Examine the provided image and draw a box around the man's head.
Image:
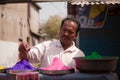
[60,17,80,33]
[59,17,80,49]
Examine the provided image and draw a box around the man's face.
[59,20,78,46]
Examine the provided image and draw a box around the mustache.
[61,35,69,39]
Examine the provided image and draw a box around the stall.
[67,0,120,79]
[0,0,120,80]
[0,72,119,80]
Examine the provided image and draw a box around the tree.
[43,15,63,39]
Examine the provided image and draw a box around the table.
[40,72,119,80]
[0,72,119,80]
[0,73,16,80]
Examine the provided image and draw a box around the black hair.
[60,17,80,33]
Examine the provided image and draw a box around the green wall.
[79,16,120,78]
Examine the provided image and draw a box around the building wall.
[79,15,120,79]
[0,40,18,67]
[0,3,29,42]
[29,3,40,45]
[0,3,40,67]
[0,3,40,46]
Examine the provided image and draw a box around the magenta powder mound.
[41,57,72,70]
[8,59,37,70]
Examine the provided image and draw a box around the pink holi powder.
[41,57,72,70]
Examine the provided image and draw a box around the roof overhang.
[70,0,120,6]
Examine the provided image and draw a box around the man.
[19,17,85,70]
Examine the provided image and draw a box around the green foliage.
[43,15,63,39]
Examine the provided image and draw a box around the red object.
[16,72,40,80]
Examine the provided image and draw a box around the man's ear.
[75,32,78,37]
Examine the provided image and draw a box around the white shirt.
[27,40,85,69]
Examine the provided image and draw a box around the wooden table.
[40,72,119,80]
[0,72,119,80]
[0,73,16,80]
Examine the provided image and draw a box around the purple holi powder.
[8,59,37,70]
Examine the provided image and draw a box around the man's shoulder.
[43,39,58,44]
[42,40,53,44]
[39,39,59,46]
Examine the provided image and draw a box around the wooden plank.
[0,0,69,4]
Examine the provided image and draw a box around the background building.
[0,2,41,67]
[0,2,41,45]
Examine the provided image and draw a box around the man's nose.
[64,31,69,36]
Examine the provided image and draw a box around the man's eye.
[69,31,74,34]
[63,29,67,32]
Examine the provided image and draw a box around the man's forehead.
[64,20,76,24]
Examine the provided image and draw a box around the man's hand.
[18,43,30,60]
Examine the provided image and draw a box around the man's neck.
[62,43,73,50]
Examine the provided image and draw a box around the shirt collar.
[56,40,76,52]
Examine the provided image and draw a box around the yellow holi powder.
[0,66,5,69]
